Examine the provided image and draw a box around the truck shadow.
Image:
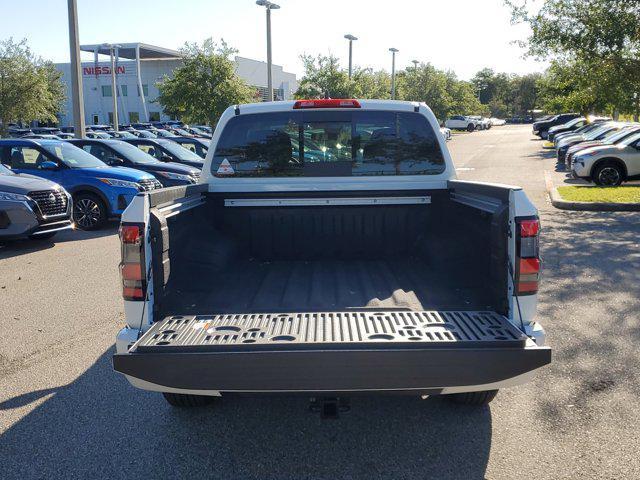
[0,348,492,480]
[532,209,640,428]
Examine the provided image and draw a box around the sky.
[3,0,547,80]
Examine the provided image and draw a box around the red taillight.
[520,219,540,237]
[517,258,540,294]
[119,223,146,301]
[120,225,142,244]
[515,217,541,296]
[293,99,361,109]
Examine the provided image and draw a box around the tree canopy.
[0,38,65,135]
[156,38,255,127]
[294,54,486,121]
[507,0,640,118]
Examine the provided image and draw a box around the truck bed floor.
[162,257,494,316]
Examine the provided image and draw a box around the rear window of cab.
[211,110,445,177]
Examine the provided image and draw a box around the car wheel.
[162,392,217,407]
[73,193,107,230]
[447,390,498,406]
[467,124,475,132]
[593,162,624,186]
[541,131,549,140]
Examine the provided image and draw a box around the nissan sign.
[83,66,126,75]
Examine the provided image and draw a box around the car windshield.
[584,126,613,140]
[41,142,107,168]
[603,128,640,145]
[115,131,136,139]
[138,130,157,138]
[0,163,14,175]
[563,118,584,127]
[155,129,177,137]
[108,141,159,164]
[618,131,640,147]
[212,110,445,177]
[575,123,599,134]
[156,139,203,162]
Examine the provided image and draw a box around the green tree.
[294,54,352,99]
[396,63,451,120]
[507,0,640,116]
[156,38,254,127]
[0,38,65,135]
[351,67,390,99]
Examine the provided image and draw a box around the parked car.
[439,127,452,141]
[489,118,506,126]
[468,116,491,130]
[553,120,609,147]
[183,126,212,138]
[572,130,640,186]
[533,113,581,139]
[68,139,200,186]
[112,98,550,410]
[192,125,213,135]
[445,115,478,132]
[555,123,625,161]
[151,129,179,138]
[0,163,72,240]
[0,139,161,230]
[86,131,112,139]
[124,138,204,168]
[20,134,62,140]
[563,126,640,168]
[109,130,138,140]
[547,117,587,141]
[169,136,210,158]
[128,129,157,139]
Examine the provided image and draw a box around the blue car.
[0,139,161,230]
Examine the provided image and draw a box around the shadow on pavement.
[0,223,118,260]
[533,209,640,428]
[0,348,492,480]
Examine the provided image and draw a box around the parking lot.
[1,124,639,480]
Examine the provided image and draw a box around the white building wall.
[56,55,298,127]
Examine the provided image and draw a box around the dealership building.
[54,42,298,127]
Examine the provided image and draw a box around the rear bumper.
[114,342,551,393]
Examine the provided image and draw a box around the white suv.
[572,130,640,186]
[445,115,478,132]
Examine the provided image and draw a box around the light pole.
[256,0,280,101]
[389,48,399,99]
[344,34,358,79]
[67,0,85,138]
[102,43,122,130]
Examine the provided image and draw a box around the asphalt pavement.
[1,125,639,479]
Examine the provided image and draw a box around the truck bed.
[114,310,550,393]
[161,257,494,316]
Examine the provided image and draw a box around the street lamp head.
[389,47,399,53]
[256,0,280,8]
[344,34,358,41]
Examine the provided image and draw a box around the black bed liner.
[113,311,551,393]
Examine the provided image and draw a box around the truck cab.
[112,99,550,411]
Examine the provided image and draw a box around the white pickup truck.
[113,99,550,413]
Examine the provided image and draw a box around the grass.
[557,186,640,203]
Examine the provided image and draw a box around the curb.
[549,187,640,212]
